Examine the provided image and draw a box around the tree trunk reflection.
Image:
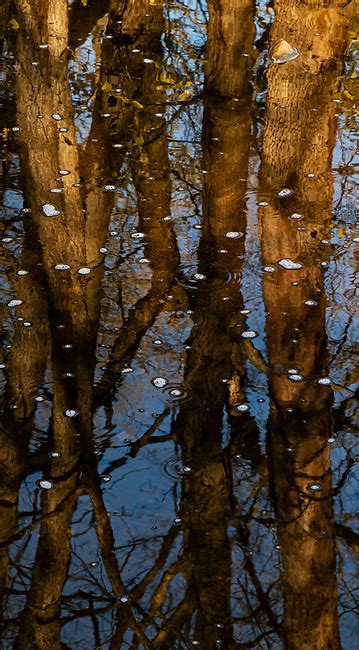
[260,1,352,647]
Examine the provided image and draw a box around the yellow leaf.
[102,81,112,92]
[134,136,144,146]
[160,72,175,85]
[8,18,20,30]
[81,0,88,6]
[179,90,191,102]
[337,228,345,237]
[132,100,144,109]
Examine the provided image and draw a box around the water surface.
[0,1,358,648]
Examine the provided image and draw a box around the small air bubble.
[64,409,78,418]
[306,483,322,492]
[225,231,243,239]
[241,330,258,339]
[7,299,23,308]
[37,479,54,490]
[152,377,168,388]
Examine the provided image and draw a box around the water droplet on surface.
[152,377,168,388]
[153,339,163,346]
[7,299,23,308]
[64,409,78,418]
[37,479,54,490]
[120,596,129,604]
[241,330,258,339]
[289,212,304,220]
[278,258,303,270]
[317,377,331,385]
[99,247,108,253]
[78,267,91,275]
[121,367,134,374]
[131,232,145,239]
[304,299,318,306]
[23,321,32,328]
[42,203,61,217]
[104,184,116,192]
[59,170,70,176]
[192,273,206,281]
[225,231,243,239]
[51,113,63,121]
[101,475,112,483]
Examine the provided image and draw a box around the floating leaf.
[134,136,144,146]
[102,81,112,92]
[132,100,144,109]
[272,40,300,64]
[160,72,175,85]
[8,18,20,30]
[81,0,88,6]
[179,90,191,102]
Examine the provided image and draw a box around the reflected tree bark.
[169,2,257,647]
[11,0,118,646]
[259,1,353,647]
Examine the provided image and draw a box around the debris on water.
[272,40,300,64]
[278,258,303,270]
[42,203,60,217]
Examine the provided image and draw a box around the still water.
[0,1,358,648]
